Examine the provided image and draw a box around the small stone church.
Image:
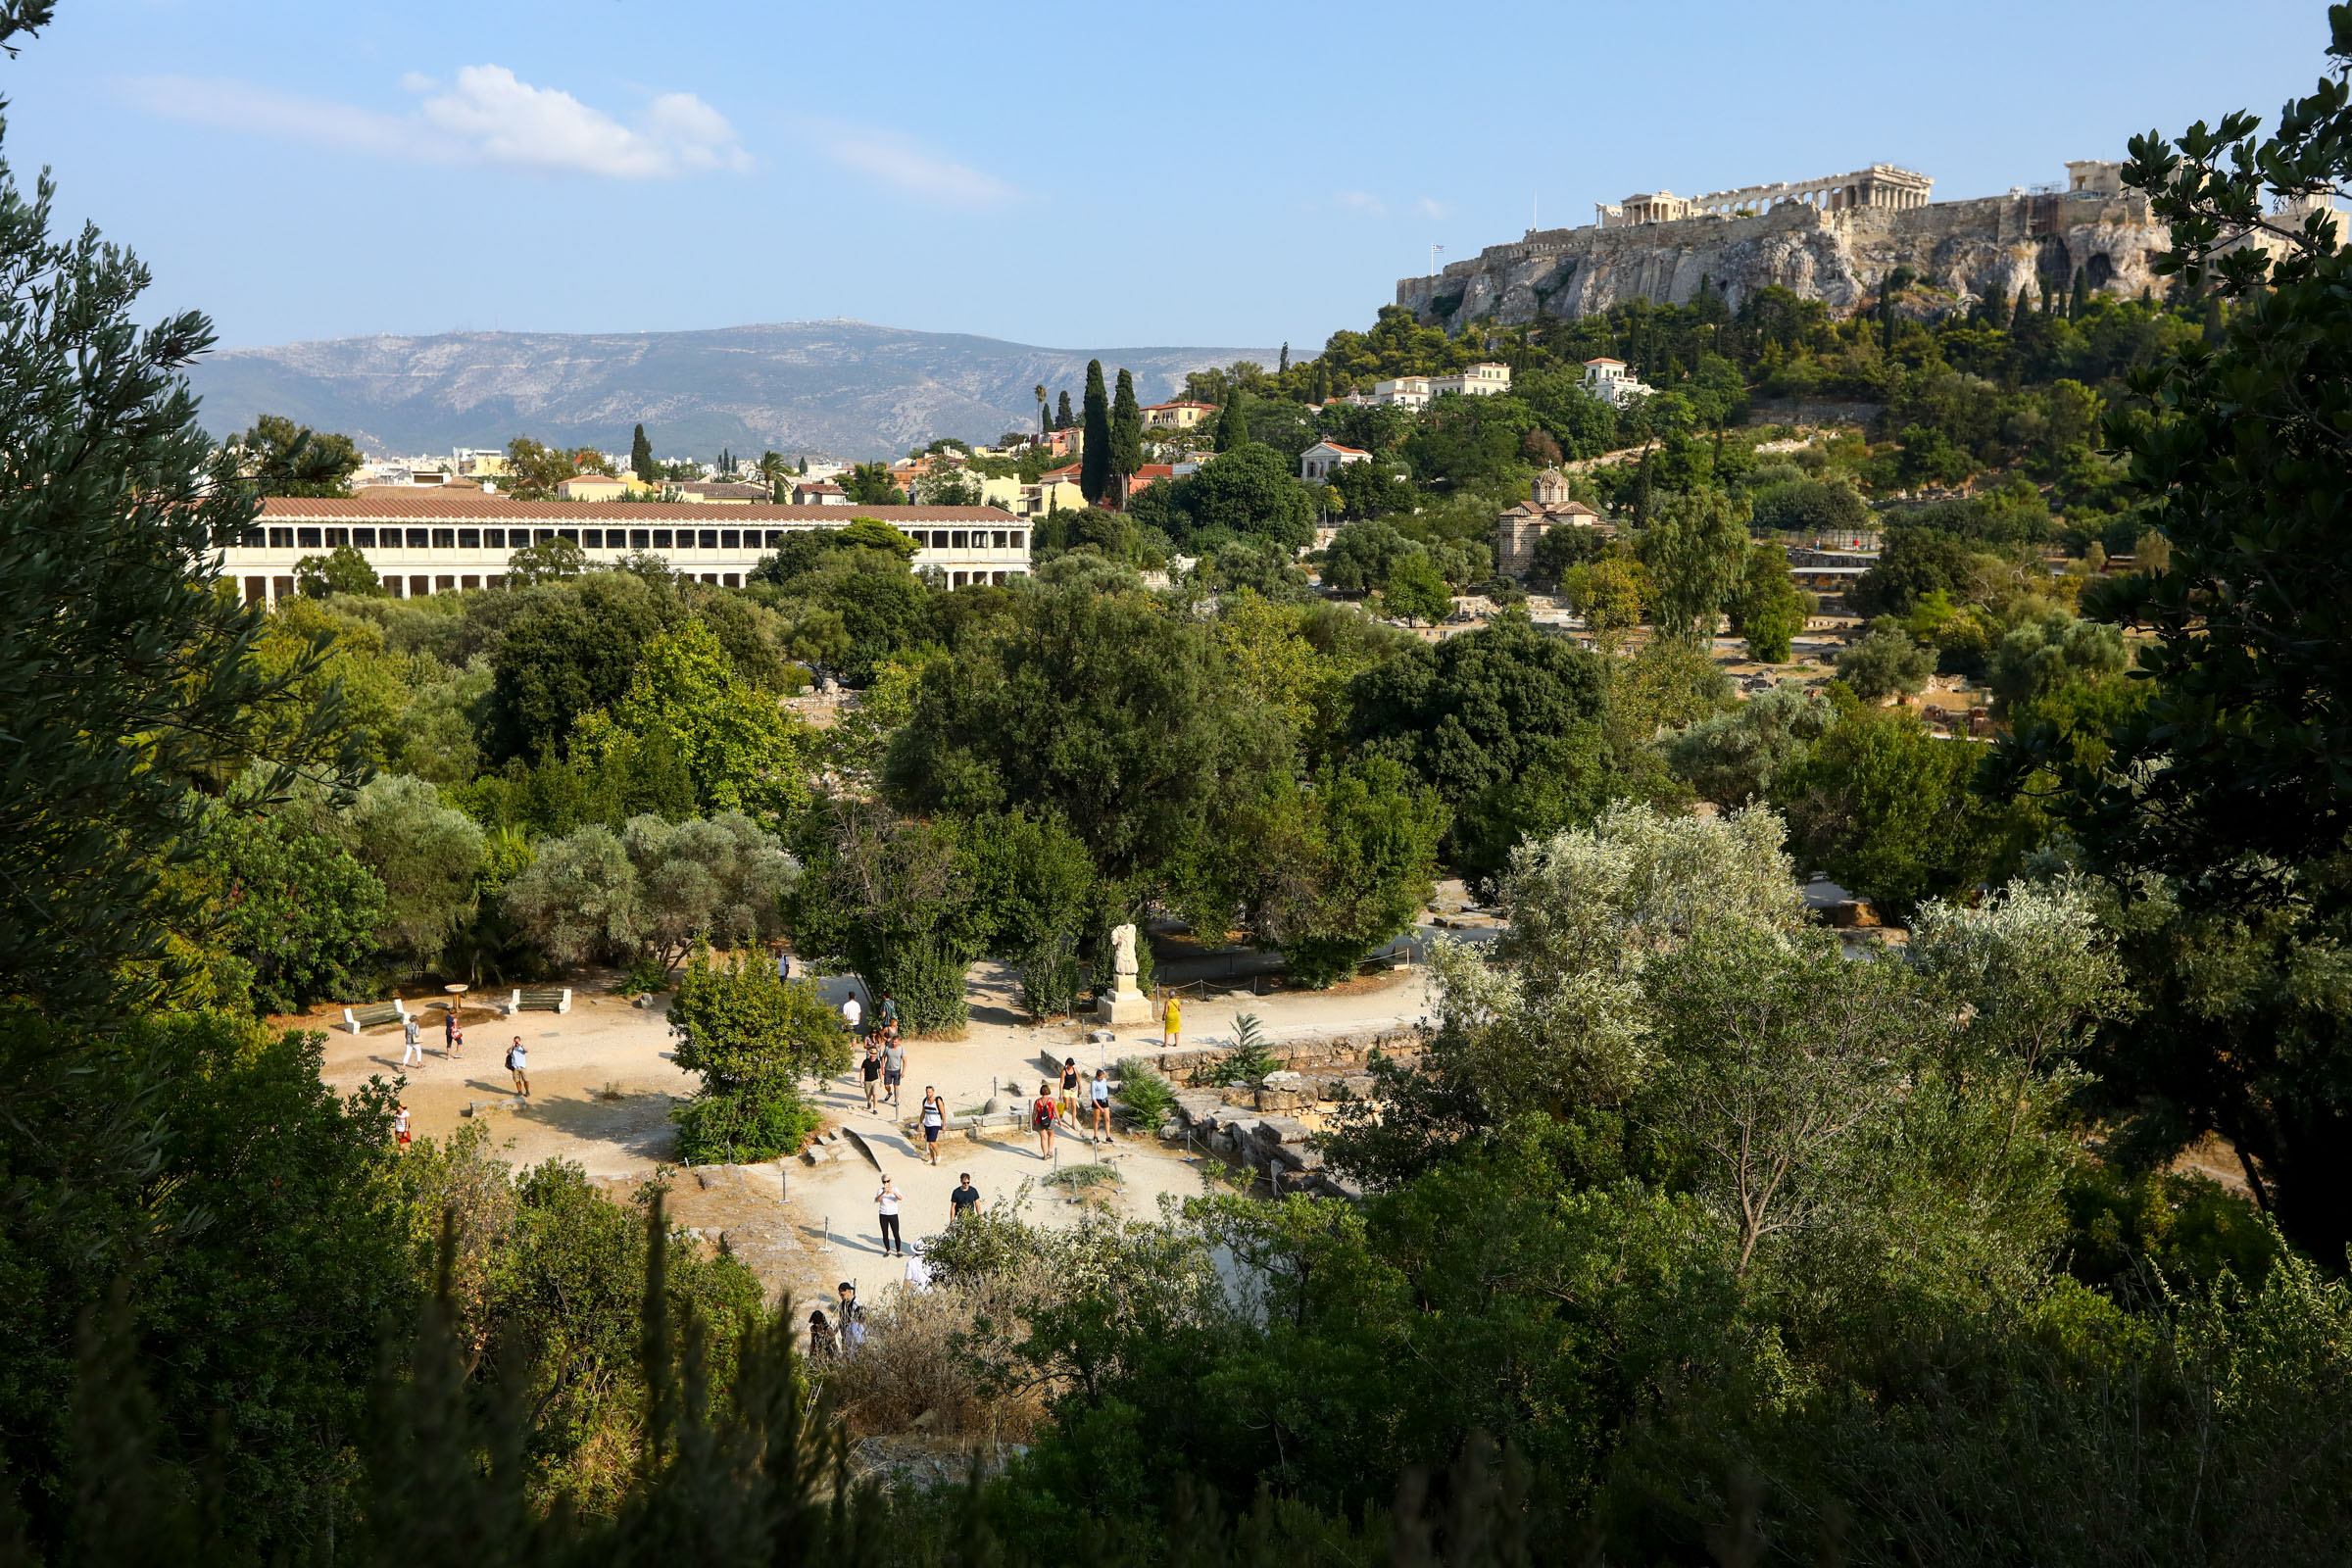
[1495,468,1604,575]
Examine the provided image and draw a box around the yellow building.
[555,473,637,501]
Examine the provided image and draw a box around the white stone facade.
[220,497,1030,606]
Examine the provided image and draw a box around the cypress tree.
[2070,266,2089,319]
[2012,287,2033,330]
[1056,390,1074,430]
[1981,285,2007,327]
[1215,393,1245,454]
[1110,368,1144,485]
[1278,342,1290,375]
[630,423,654,480]
[1079,360,1111,504]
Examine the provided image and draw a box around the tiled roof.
[1143,400,1215,411]
[257,495,1018,522]
[1584,357,1627,367]
[1133,464,1175,478]
[1309,441,1370,456]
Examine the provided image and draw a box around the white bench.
[342,1000,411,1034]
[503,988,572,1016]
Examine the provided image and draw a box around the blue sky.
[2,0,2329,353]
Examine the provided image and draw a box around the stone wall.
[1396,189,2171,327]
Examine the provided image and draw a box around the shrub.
[671,1077,821,1164]
[1205,1012,1279,1087]
[1116,1057,1177,1126]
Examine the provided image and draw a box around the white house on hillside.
[1299,441,1371,483]
[1372,376,1430,410]
[1431,362,1512,397]
[1582,358,1655,408]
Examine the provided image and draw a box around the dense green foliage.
[13,10,2352,1559]
[1990,10,2352,1267]
[665,948,842,1162]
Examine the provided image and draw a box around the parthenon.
[1596,164,1933,228]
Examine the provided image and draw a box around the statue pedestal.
[1096,986,1153,1029]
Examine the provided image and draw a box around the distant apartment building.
[1372,376,1430,410]
[220,495,1031,604]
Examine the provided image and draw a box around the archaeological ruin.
[1398,161,2169,328]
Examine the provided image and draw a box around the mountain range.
[182,320,1278,462]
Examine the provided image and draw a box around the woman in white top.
[874,1175,904,1256]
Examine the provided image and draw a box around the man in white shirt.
[842,994,863,1037]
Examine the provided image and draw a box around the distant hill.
[182,320,1277,462]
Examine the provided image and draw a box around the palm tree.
[1034,383,1048,437]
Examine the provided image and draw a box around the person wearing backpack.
[918,1086,947,1164]
[507,1037,528,1097]
[1032,1080,1057,1159]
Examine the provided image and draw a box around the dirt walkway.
[306,959,1440,1307]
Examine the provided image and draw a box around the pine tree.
[1215,393,1245,454]
[630,423,654,480]
[1056,390,1074,430]
[2070,266,2089,319]
[1080,360,1111,504]
[1109,368,1144,486]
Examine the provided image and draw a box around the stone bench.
[503,988,572,1016]
[342,1000,410,1034]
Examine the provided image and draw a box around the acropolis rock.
[1396,165,2173,328]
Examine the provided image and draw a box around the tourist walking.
[881,1035,906,1108]
[1164,993,1181,1050]
[950,1173,980,1223]
[836,1283,864,1356]
[507,1037,529,1097]
[394,1102,413,1149]
[448,1020,464,1060]
[919,1087,946,1164]
[1091,1067,1112,1141]
[860,1042,883,1112]
[1033,1081,1057,1159]
[443,1006,461,1058]
[841,992,863,1038]
[875,1175,904,1256]
[877,992,900,1035]
[401,1012,423,1068]
[808,1309,836,1361]
[1059,1056,1080,1119]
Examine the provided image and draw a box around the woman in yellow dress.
[1163,994,1181,1049]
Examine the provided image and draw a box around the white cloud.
[809,122,1018,210]
[1417,197,1448,219]
[1336,190,1388,217]
[122,66,751,179]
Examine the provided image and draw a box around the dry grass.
[821,1274,1054,1443]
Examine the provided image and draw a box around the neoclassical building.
[219,494,1030,605]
